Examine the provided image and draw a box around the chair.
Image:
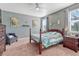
[6,33,18,45]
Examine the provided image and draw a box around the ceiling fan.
[35,3,40,11]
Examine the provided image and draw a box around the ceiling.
[0,3,74,17]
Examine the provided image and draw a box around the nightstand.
[63,36,79,52]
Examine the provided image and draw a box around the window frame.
[68,9,79,33]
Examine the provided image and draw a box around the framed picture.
[10,16,19,27]
[32,20,38,27]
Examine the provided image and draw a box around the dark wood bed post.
[38,28,42,54]
[62,28,65,38]
[29,28,31,43]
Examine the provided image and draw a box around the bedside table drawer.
[63,36,79,52]
[64,40,78,44]
[64,42,76,49]
[64,37,78,43]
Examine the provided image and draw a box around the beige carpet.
[2,38,79,56]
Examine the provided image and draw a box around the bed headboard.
[47,29,64,36]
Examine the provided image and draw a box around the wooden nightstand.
[63,36,79,52]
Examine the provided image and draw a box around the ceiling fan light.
[36,7,40,10]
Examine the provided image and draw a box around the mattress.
[31,32,63,48]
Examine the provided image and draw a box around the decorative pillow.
[8,35,14,38]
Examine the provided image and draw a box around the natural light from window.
[69,9,79,32]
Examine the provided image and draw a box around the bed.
[29,28,64,54]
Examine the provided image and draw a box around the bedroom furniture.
[63,36,79,52]
[6,33,17,45]
[0,24,6,55]
[29,28,64,54]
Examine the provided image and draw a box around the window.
[41,17,48,32]
[69,9,79,32]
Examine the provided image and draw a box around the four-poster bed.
[29,27,64,54]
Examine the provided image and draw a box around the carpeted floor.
[2,38,79,56]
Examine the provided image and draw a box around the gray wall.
[2,10,40,38]
[48,10,66,30]
[48,3,79,35]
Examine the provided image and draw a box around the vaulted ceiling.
[0,3,74,17]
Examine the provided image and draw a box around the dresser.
[63,36,79,52]
[0,24,6,55]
